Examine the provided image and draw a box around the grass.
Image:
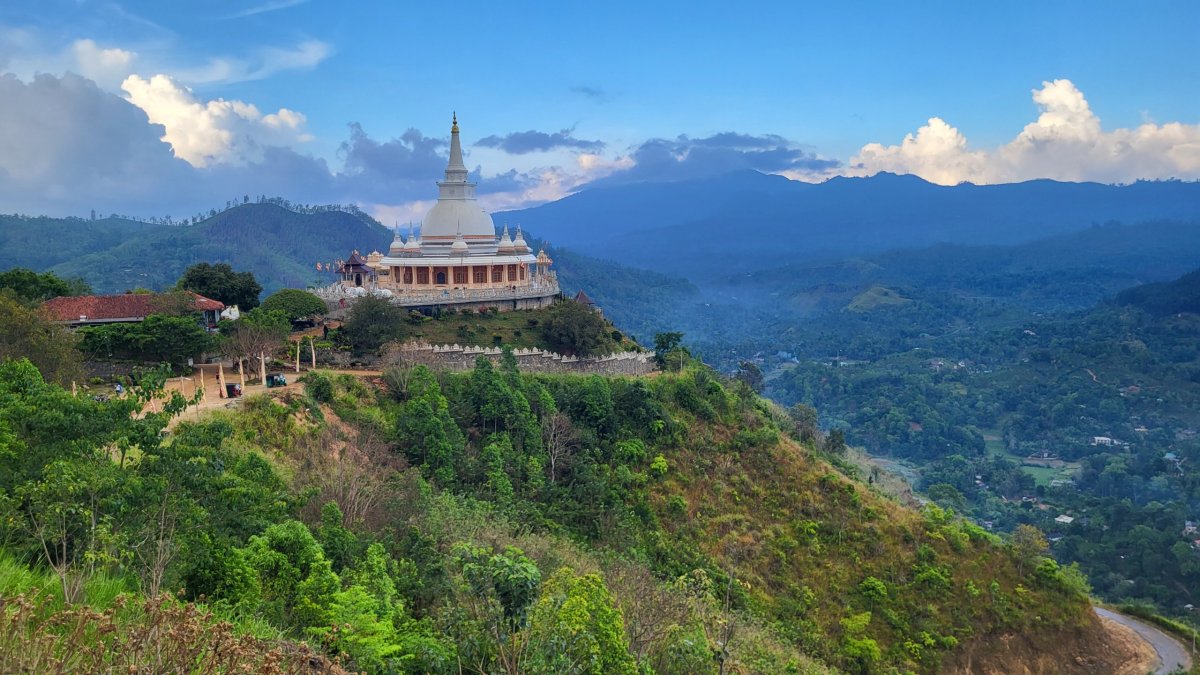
[983,430,1080,487]
[846,285,912,312]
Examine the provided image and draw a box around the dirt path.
[158,364,381,426]
[1095,607,1193,674]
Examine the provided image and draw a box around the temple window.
[473,266,487,283]
[492,266,503,282]
[454,267,467,284]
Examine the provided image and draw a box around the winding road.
[1095,607,1193,674]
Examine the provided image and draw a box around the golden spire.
[451,111,458,133]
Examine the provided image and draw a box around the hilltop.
[0,354,1144,673]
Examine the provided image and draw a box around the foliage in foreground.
[0,592,342,674]
[0,351,1102,673]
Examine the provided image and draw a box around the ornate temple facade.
[320,115,561,312]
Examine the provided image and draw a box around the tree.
[787,403,819,443]
[526,567,637,675]
[540,300,608,357]
[653,332,684,369]
[395,366,465,482]
[734,360,764,393]
[926,483,969,514]
[541,412,577,484]
[825,428,847,455]
[260,289,327,322]
[177,262,262,310]
[0,294,82,385]
[79,314,212,366]
[1011,524,1049,575]
[0,268,90,304]
[218,308,290,383]
[340,294,407,353]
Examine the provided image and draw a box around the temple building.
[322,114,560,312]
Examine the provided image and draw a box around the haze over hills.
[499,171,1200,277]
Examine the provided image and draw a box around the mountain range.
[499,171,1200,278]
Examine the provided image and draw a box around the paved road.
[1095,607,1193,674]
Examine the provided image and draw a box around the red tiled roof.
[574,289,595,305]
[43,292,224,323]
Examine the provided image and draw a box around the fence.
[383,341,653,376]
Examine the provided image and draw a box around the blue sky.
[1,1,1198,218]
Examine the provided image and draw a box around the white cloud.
[223,0,310,19]
[70,39,137,89]
[849,79,1200,184]
[171,39,331,84]
[121,73,312,167]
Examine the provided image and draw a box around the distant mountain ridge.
[17,203,395,295]
[499,171,1200,277]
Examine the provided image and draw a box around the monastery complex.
[318,115,561,312]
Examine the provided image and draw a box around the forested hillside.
[43,203,393,294]
[0,355,1123,673]
[769,270,1200,616]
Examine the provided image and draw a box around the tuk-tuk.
[266,373,288,388]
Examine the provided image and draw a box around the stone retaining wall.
[384,342,653,376]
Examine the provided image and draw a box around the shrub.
[304,372,335,403]
[650,454,669,477]
[858,576,888,604]
[259,289,326,321]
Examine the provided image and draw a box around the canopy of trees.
[540,300,609,357]
[0,267,90,304]
[78,314,212,366]
[177,263,262,310]
[260,288,327,322]
[0,293,81,384]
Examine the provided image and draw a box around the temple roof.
[44,292,224,323]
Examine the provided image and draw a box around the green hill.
[1115,267,1200,316]
[0,354,1125,673]
[0,213,164,270]
[45,203,393,294]
[770,269,1200,618]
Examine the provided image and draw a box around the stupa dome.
[421,114,495,244]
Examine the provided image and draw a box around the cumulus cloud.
[851,79,1200,184]
[586,132,840,187]
[122,73,312,166]
[70,39,137,89]
[475,128,605,154]
[0,72,193,214]
[0,71,336,217]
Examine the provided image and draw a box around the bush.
[260,289,326,321]
[540,300,609,357]
[858,576,888,603]
[303,372,335,403]
[650,454,669,477]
